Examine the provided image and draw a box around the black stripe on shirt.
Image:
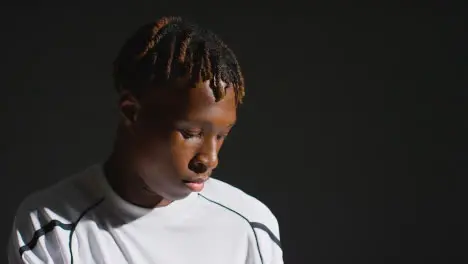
[198,193,282,264]
[251,222,281,248]
[18,220,73,255]
[68,197,105,264]
[18,197,105,262]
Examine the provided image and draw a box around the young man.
[7,17,283,264]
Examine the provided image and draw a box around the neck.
[104,132,172,208]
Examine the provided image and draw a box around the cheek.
[134,136,163,159]
[217,139,226,151]
[132,128,198,176]
[168,132,198,170]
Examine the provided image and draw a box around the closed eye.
[179,129,203,139]
[217,133,230,141]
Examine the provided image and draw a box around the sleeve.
[253,214,283,264]
[7,204,68,264]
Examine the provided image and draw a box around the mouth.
[182,177,208,184]
[182,177,208,192]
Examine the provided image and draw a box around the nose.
[190,139,219,174]
[196,152,218,171]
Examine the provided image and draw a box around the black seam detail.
[18,197,105,263]
[251,222,281,248]
[18,220,73,255]
[198,193,278,264]
[69,197,105,264]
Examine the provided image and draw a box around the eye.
[216,133,229,141]
[179,129,203,140]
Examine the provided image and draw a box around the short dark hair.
[113,16,245,104]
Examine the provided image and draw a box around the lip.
[182,177,209,192]
[182,177,208,184]
[182,177,208,183]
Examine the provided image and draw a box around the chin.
[146,184,192,201]
[164,190,192,201]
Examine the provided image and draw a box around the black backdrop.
[1,2,465,264]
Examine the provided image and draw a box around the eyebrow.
[176,120,236,129]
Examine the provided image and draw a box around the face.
[120,80,237,201]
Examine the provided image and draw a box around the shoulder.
[14,164,104,226]
[8,165,105,262]
[199,178,280,238]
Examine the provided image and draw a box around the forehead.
[144,80,237,125]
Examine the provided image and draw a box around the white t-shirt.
[7,164,283,264]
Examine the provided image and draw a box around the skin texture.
[104,79,237,208]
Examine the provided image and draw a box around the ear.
[118,90,141,127]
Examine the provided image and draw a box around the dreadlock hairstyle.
[113,16,245,105]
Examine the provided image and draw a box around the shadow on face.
[119,79,238,201]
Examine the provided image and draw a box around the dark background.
[1,2,466,264]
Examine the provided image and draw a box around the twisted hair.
[113,16,245,104]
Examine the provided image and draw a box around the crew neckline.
[93,163,198,219]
